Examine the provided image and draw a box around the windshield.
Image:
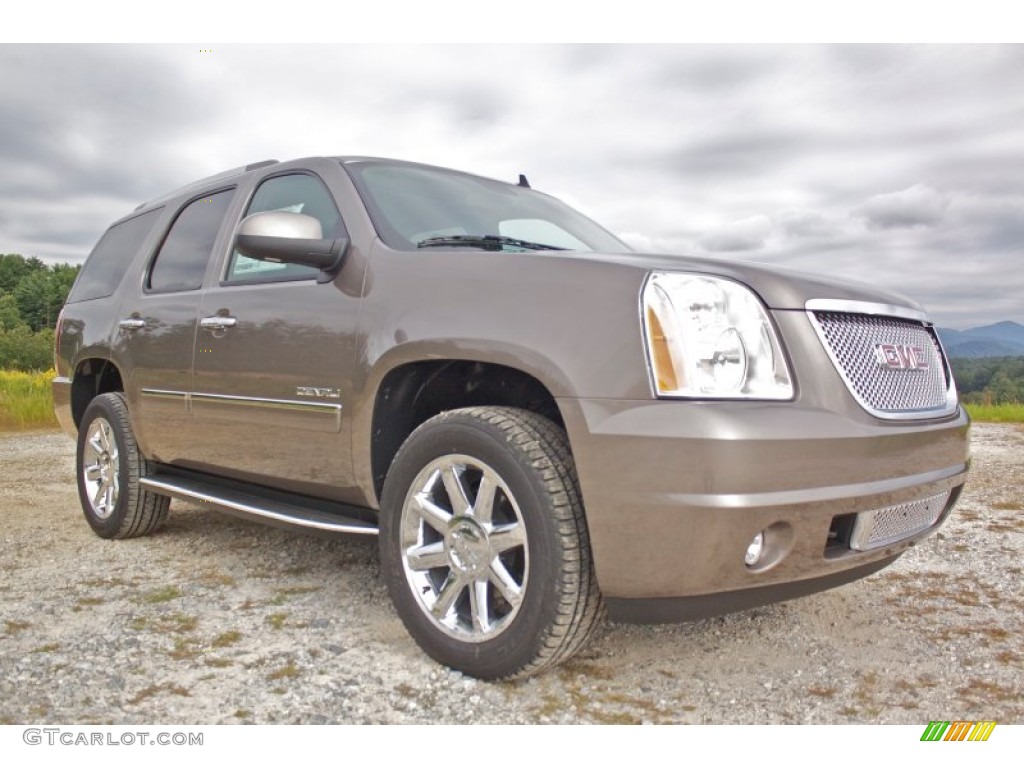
[342,160,630,253]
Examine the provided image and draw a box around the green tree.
[0,255,80,369]
[13,269,54,331]
[0,254,36,293]
[12,263,79,331]
[0,293,22,331]
[951,356,1024,404]
[0,325,54,370]
[988,370,1024,404]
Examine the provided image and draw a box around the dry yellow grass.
[0,369,57,431]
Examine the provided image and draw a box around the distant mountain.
[937,321,1024,358]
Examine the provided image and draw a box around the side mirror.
[234,211,349,273]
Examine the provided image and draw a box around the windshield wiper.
[416,235,567,251]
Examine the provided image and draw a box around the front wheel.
[378,406,604,679]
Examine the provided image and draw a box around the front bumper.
[559,397,970,619]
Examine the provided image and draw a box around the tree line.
[949,356,1024,405]
[1,254,80,371]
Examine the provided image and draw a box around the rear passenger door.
[115,188,237,463]
[188,168,362,501]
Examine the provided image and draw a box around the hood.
[564,250,927,315]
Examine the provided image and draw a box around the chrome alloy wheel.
[81,416,120,520]
[399,454,528,642]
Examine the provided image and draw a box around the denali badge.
[296,386,341,399]
[874,343,929,370]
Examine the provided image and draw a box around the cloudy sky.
[1,43,1021,328]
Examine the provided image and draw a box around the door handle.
[118,317,146,331]
[200,316,238,332]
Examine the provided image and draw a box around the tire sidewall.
[379,412,565,679]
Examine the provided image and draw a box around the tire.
[378,406,604,679]
[76,392,169,539]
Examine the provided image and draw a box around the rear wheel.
[76,392,169,539]
[379,406,604,679]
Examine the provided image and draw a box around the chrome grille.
[850,492,949,551]
[810,310,953,419]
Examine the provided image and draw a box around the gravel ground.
[0,424,1021,725]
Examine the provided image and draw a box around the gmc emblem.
[874,343,929,370]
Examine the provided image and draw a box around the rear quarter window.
[67,208,164,303]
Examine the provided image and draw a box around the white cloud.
[697,215,773,252]
[854,184,950,229]
[778,209,838,239]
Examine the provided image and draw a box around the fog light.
[745,531,765,566]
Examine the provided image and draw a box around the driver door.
[186,170,362,502]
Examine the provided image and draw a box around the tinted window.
[149,189,235,292]
[67,208,163,303]
[225,174,342,283]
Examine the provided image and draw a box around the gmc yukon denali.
[53,157,970,679]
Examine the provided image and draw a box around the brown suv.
[53,157,970,679]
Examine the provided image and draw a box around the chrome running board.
[140,474,378,536]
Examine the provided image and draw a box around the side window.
[225,174,342,283]
[67,208,164,303]
[148,189,235,292]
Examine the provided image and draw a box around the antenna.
[518,174,531,188]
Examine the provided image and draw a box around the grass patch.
[167,637,202,661]
[4,619,31,635]
[807,685,838,698]
[128,683,190,705]
[270,585,321,605]
[267,612,289,630]
[212,630,243,648]
[933,624,1010,647]
[197,568,236,587]
[957,679,1020,702]
[992,500,1023,510]
[72,596,105,612]
[964,402,1024,423]
[141,585,182,604]
[130,613,198,634]
[164,614,199,633]
[267,661,301,681]
[81,576,136,589]
[0,369,58,431]
[987,520,1024,534]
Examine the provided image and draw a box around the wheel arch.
[70,357,125,429]
[368,358,566,503]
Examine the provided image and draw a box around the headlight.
[642,272,793,399]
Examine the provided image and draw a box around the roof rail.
[135,159,280,210]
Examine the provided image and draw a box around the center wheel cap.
[445,518,490,576]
